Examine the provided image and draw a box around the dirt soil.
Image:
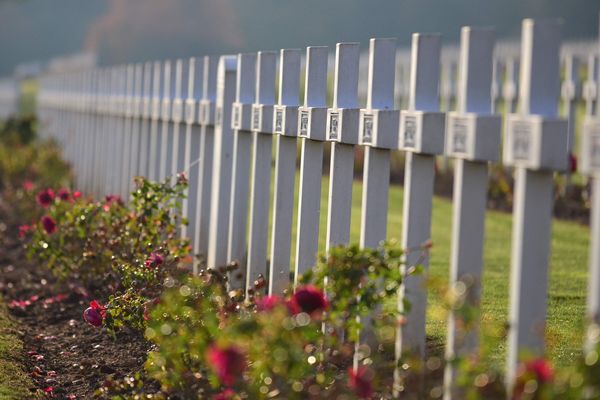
[0,208,158,399]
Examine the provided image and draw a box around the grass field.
[280,172,589,370]
[0,301,36,398]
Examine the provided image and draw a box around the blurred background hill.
[0,0,598,75]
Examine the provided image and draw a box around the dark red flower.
[525,358,553,383]
[144,252,164,269]
[289,285,328,316]
[57,188,71,201]
[255,295,283,312]
[18,224,30,238]
[206,344,246,386]
[41,216,56,234]
[569,153,578,173]
[83,300,106,327]
[212,389,236,400]
[23,180,34,191]
[348,367,373,399]
[37,189,54,208]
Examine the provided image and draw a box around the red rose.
[22,180,34,191]
[525,358,553,383]
[255,295,282,312]
[37,189,55,208]
[348,366,373,399]
[57,188,71,201]
[83,300,106,327]
[41,216,56,234]
[206,345,246,386]
[144,252,164,268]
[289,285,328,316]
[18,224,30,238]
[73,191,82,199]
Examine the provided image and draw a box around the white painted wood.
[149,61,162,181]
[325,43,360,252]
[503,58,519,113]
[584,54,599,116]
[159,60,174,181]
[138,62,153,180]
[396,34,442,362]
[227,52,257,289]
[294,46,329,283]
[171,59,189,184]
[562,54,580,153]
[241,51,277,292]
[193,56,218,269]
[206,55,238,269]
[121,64,135,199]
[267,49,301,295]
[443,27,499,400]
[505,18,563,391]
[181,57,203,244]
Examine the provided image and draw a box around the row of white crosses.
[35,18,576,398]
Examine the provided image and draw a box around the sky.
[0,0,598,76]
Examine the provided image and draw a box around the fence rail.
[4,16,599,398]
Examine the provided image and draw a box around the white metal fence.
[11,16,600,398]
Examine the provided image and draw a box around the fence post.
[242,51,277,291]
[180,57,204,246]
[192,56,218,269]
[294,46,329,282]
[268,49,301,295]
[492,58,503,114]
[396,33,444,363]
[443,27,501,400]
[504,18,566,391]
[325,43,360,251]
[227,52,257,289]
[357,37,398,368]
[206,55,238,269]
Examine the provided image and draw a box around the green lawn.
[281,172,589,370]
[0,300,37,398]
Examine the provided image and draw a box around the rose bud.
[206,344,246,386]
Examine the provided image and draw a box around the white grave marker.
[267,49,301,295]
[504,18,567,390]
[206,55,237,269]
[192,56,218,269]
[443,27,501,400]
[325,43,360,251]
[396,33,444,362]
[294,46,329,282]
[244,51,277,292]
[227,52,257,288]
